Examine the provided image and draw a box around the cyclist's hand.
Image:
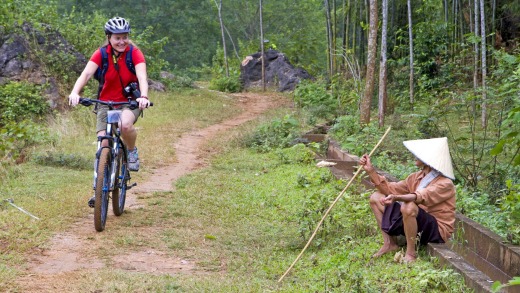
[136,97,150,109]
[68,93,80,107]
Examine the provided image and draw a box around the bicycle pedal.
[127,182,137,190]
[88,196,95,208]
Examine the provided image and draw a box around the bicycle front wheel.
[112,148,128,216]
[94,148,111,232]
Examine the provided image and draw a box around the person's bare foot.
[403,253,417,263]
[372,243,399,258]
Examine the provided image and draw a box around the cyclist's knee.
[120,122,135,133]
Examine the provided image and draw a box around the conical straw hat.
[403,137,455,180]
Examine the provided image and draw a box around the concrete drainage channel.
[301,128,520,293]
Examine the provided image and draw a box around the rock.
[160,71,175,80]
[148,79,166,92]
[240,49,313,92]
[0,23,86,108]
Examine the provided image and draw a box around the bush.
[160,74,194,90]
[245,114,300,152]
[456,187,509,240]
[275,143,316,165]
[32,151,92,170]
[209,75,243,93]
[498,180,520,244]
[294,79,336,119]
[0,82,50,124]
[328,115,383,155]
[0,120,48,162]
[0,82,50,162]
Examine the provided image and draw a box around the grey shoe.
[128,147,140,171]
[88,196,95,208]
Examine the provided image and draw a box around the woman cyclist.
[68,16,150,207]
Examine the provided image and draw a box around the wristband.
[140,96,148,100]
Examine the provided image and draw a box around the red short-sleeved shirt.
[90,44,145,102]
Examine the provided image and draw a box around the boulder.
[240,49,313,92]
[148,78,166,92]
[0,23,87,108]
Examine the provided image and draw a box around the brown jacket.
[371,170,456,242]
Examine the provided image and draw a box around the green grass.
[50,144,468,292]
[49,147,468,292]
[0,88,471,292]
[0,88,241,289]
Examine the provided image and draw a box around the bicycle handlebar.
[79,98,153,109]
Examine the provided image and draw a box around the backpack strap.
[96,46,109,99]
[94,45,135,100]
[125,45,136,75]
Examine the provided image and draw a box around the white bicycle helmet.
[104,17,131,35]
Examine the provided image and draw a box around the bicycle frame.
[93,110,127,191]
[79,97,151,231]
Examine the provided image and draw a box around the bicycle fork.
[92,137,116,191]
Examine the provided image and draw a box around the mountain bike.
[79,98,152,231]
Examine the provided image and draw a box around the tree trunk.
[470,0,479,116]
[333,0,337,74]
[214,0,229,77]
[454,0,458,55]
[492,0,496,50]
[352,0,357,60]
[324,0,333,79]
[407,0,414,106]
[480,0,487,127]
[378,0,388,127]
[473,0,479,91]
[444,0,448,23]
[342,0,350,71]
[223,25,240,60]
[259,0,265,91]
[360,0,378,124]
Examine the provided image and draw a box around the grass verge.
[0,88,240,289]
[0,88,470,292]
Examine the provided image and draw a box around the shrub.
[0,120,48,162]
[0,82,50,162]
[328,115,383,155]
[245,114,300,152]
[293,79,336,119]
[32,151,92,170]
[498,180,520,244]
[160,74,194,90]
[275,143,316,165]
[0,82,50,124]
[456,187,509,240]
[209,75,243,93]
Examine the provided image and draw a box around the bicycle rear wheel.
[112,148,128,216]
[94,148,111,232]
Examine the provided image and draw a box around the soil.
[14,92,289,292]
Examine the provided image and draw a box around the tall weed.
[293,79,336,119]
[0,82,50,163]
[244,114,300,152]
[328,115,383,155]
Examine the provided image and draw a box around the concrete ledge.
[428,243,494,293]
[455,213,520,278]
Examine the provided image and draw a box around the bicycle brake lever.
[129,100,139,110]
[79,98,93,107]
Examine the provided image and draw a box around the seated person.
[359,137,456,263]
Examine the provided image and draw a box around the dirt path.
[15,92,288,292]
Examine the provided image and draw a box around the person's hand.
[136,97,150,109]
[380,194,396,206]
[68,93,80,107]
[359,154,375,173]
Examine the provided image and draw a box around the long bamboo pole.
[278,126,391,283]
